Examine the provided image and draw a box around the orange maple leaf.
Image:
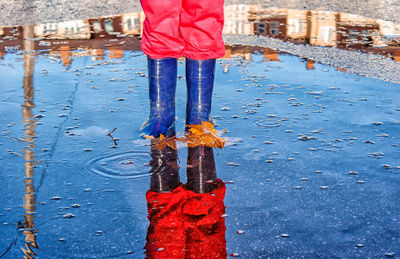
[179,121,225,148]
[145,134,178,151]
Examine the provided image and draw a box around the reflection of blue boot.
[141,57,177,138]
[186,58,216,125]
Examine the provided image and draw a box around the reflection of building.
[34,20,90,39]
[263,48,279,61]
[89,49,105,60]
[224,45,253,60]
[224,45,279,61]
[2,26,23,39]
[122,12,145,36]
[250,9,287,40]
[108,49,124,59]
[1,9,400,63]
[336,13,380,49]
[224,4,257,35]
[392,50,400,62]
[286,9,308,40]
[306,11,337,46]
[88,16,123,39]
[54,45,73,66]
[244,7,400,62]
[377,20,400,40]
[306,59,315,70]
[29,13,146,40]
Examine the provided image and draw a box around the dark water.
[1,10,400,257]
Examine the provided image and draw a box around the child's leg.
[185,58,216,125]
[139,0,183,137]
[180,0,225,125]
[140,57,177,137]
[140,0,184,59]
[180,0,225,60]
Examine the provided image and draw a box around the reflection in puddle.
[225,5,400,58]
[145,139,226,258]
[20,25,39,258]
[0,6,399,64]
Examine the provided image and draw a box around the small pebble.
[320,186,328,189]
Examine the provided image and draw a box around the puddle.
[1,3,400,259]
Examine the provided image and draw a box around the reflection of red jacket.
[145,180,226,259]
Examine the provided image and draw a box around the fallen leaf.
[145,134,178,151]
[178,122,225,148]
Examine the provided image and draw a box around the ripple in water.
[85,151,151,179]
[254,118,282,128]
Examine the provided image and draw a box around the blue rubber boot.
[141,57,177,138]
[185,58,216,125]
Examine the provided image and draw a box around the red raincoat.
[140,0,225,60]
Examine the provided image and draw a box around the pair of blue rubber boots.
[141,57,216,138]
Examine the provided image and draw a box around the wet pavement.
[1,6,400,259]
